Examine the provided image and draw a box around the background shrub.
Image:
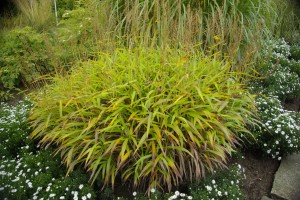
[0,27,54,89]
[29,49,257,191]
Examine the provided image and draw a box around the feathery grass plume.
[91,0,282,73]
[29,48,257,192]
[13,0,53,29]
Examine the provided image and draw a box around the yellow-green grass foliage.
[29,49,256,191]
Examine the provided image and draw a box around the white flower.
[11,189,17,193]
[175,191,180,196]
[60,196,65,200]
[218,191,222,196]
[79,184,84,190]
[205,185,212,191]
[49,193,56,198]
[133,192,137,196]
[212,179,216,184]
[82,196,87,200]
[150,188,156,193]
[188,196,193,199]
[87,193,92,199]
[180,193,186,197]
[278,157,282,161]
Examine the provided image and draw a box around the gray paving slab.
[271,153,300,200]
[261,196,273,200]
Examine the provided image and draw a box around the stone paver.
[261,196,273,200]
[271,154,300,200]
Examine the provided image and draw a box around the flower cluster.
[255,38,300,101]
[263,38,291,62]
[0,101,95,200]
[189,164,244,200]
[251,95,300,159]
[0,100,33,158]
[167,191,193,200]
[263,65,300,100]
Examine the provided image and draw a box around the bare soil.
[238,150,280,200]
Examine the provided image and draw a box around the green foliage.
[29,49,256,191]
[0,27,54,89]
[290,44,300,60]
[189,164,244,199]
[0,89,14,102]
[55,0,75,18]
[0,100,96,200]
[249,95,300,159]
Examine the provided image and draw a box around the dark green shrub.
[0,27,54,89]
[56,0,75,18]
[287,59,300,77]
[290,44,300,60]
[29,49,257,191]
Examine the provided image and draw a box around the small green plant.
[189,164,244,200]
[250,95,300,159]
[29,49,257,191]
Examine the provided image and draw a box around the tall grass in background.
[13,0,53,29]
[73,0,284,74]
[274,0,300,44]
[2,0,299,76]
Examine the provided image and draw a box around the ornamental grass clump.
[29,49,256,191]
